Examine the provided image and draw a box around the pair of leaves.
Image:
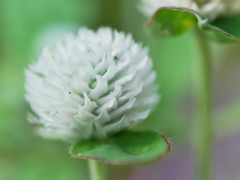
[146,7,240,43]
[70,130,171,165]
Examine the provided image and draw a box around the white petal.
[83,92,98,112]
[93,109,111,125]
[127,109,151,122]
[93,122,107,139]
[76,106,96,122]
[71,74,90,94]
[110,96,136,120]
[103,60,117,81]
[89,75,108,100]
[103,115,131,134]
[78,62,96,84]
[95,93,118,114]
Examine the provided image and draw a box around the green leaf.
[146,7,240,43]
[209,15,240,43]
[70,130,171,165]
[146,7,198,36]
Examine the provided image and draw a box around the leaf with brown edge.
[146,6,240,43]
[70,130,171,165]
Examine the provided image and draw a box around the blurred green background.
[1,0,240,180]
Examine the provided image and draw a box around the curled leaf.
[146,7,240,43]
[70,130,171,165]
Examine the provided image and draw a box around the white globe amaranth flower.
[138,0,240,21]
[25,27,159,143]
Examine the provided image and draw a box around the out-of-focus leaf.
[146,7,240,43]
[210,15,240,43]
[146,7,198,36]
[70,130,171,165]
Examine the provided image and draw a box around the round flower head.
[138,0,240,21]
[25,27,159,143]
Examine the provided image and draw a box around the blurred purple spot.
[130,133,240,180]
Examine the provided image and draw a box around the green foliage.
[70,130,170,165]
[146,7,240,43]
[146,8,197,36]
[210,15,240,43]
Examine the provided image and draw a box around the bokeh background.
[1,0,240,179]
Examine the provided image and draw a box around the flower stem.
[192,29,213,180]
[88,160,107,180]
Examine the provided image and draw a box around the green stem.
[88,160,107,180]
[192,29,213,180]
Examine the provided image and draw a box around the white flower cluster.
[139,0,240,21]
[25,27,159,143]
